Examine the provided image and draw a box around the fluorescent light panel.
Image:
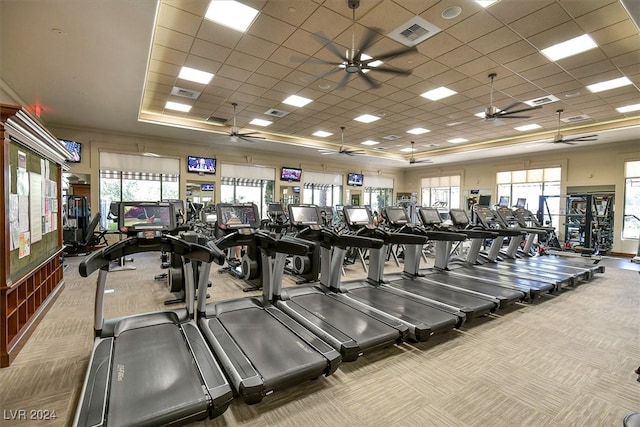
[249,118,272,127]
[616,103,640,113]
[476,0,500,7]
[283,95,312,107]
[586,76,632,93]
[205,1,259,32]
[178,66,214,84]
[165,101,191,112]
[514,124,541,131]
[313,130,332,137]
[540,34,597,61]
[448,138,468,143]
[421,86,457,101]
[407,127,430,135]
[354,114,380,123]
[361,140,380,146]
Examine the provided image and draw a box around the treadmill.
[342,206,499,320]
[285,204,463,342]
[473,206,581,286]
[510,206,604,276]
[380,206,526,307]
[428,207,556,300]
[198,203,341,404]
[268,205,412,362]
[73,201,232,427]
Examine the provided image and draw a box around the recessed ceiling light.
[586,76,632,93]
[407,128,430,135]
[540,34,597,61]
[249,118,272,127]
[178,66,214,84]
[448,138,468,143]
[616,103,640,113]
[442,6,462,19]
[205,0,259,33]
[476,0,500,7]
[361,140,380,146]
[514,124,541,131]
[283,94,312,107]
[313,130,333,137]
[165,101,192,112]
[421,86,457,101]
[354,114,381,123]
[318,83,331,90]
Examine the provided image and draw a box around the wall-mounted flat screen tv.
[187,155,216,174]
[281,166,302,182]
[61,139,81,163]
[347,172,364,186]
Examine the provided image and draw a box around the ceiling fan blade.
[496,114,532,119]
[355,27,379,61]
[563,135,598,143]
[335,72,354,90]
[357,69,381,89]
[498,101,522,113]
[364,65,412,76]
[366,46,417,63]
[238,136,257,143]
[311,32,348,62]
[500,105,542,116]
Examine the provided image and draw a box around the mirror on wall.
[186,181,215,208]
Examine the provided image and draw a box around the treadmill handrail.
[79,234,224,277]
[212,228,311,256]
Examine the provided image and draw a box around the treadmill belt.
[219,308,327,385]
[108,323,209,426]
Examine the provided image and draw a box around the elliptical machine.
[285,204,322,284]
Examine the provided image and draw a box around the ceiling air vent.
[264,108,290,118]
[524,94,559,107]
[171,86,201,100]
[561,114,591,123]
[388,16,441,47]
[206,116,227,125]
[382,134,402,141]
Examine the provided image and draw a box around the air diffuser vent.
[388,16,441,47]
[171,86,201,100]
[561,114,590,123]
[265,108,290,118]
[206,116,227,124]
[524,95,559,107]
[382,134,402,141]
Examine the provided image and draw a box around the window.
[496,167,561,227]
[421,175,461,208]
[363,187,393,214]
[623,160,640,239]
[302,183,342,207]
[220,177,274,219]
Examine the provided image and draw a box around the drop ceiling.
[1,0,639,169]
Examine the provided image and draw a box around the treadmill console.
[119,201,176,237]
[343,206,374,228]
[449,209,470,227]
[216,203,260,230]
[474,206,500,229]
[383,206,409,226]
[288,204,321,227]
[418,207,443,226]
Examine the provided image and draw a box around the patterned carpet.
[0,251,638,426]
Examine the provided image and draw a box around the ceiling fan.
[227,102,265,143]
[551,109,598,144]
[319,126,364,156]
[299,0,417,89]
[483,73,542,121]
[408,141,432,165]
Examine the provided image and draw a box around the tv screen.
[498,196,510,207]
[347,173,363,186]
[216,203,260,228]
[119,202,175,232]
[281,167,302,182]
[187,155,216,174]
[292,186,300,193]
[449,209,470,226]
[516,198,526,209]
[61,139,81,163]
[201,183,215,191]
[478,195,491,207]
[383,207,408,225]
